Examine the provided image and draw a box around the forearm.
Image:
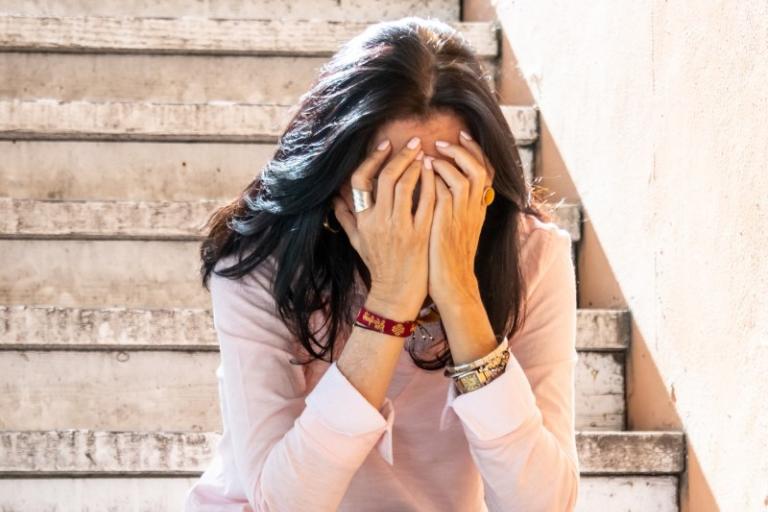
[468,400,579,511]
[443,358,580,512]
[437,292,497,366]
[336,292,415,410]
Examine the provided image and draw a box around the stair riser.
[0,476,678,511]
[0,0,460,21]
[0,101,537,145]
[4,235,594,307]
[2,192,574,241]
[0,141,533,203]
[0,350,624,431]
[0,17,497,58]
[0,140,275,202]
[0,53,498,104]
[0,240,206,308]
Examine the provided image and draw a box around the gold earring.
[482,186,495,206]
[323,210,340,233]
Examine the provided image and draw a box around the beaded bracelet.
[354,305,418,338]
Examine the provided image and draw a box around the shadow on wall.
[462,0,723,510]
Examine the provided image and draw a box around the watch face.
[458,372,482,392]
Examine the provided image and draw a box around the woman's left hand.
[426,131,496,308]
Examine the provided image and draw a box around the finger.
[392,157,424,224]
[414,156,436,230]
[434,139,487,206]
[338,180,355,213]
[434,173,452,220]
[431,157,470,213]
[458,130,495,188]
[375,136,423,215]
[350,138,392,198]
[331,195,359,248]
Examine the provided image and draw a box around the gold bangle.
[451,351,510,394]
[444,334,509,377]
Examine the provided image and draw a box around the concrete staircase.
[0,4,685,511]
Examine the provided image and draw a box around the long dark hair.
[199,16,556,371]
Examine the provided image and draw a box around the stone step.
[0,206,583,304]
[0,346,624,431]
[0,99,537,145]
[0,475,680,512]
[0,0,460,21]
[0,305,628,352]
[0,429,684,475]
[0,220,583,307]
[0,292,626,430]
[0,139,533,204]
[0,198,578,307]
[0,15,497,58]
[0,198,578,241]
[0,53,489,106]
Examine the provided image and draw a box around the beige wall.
[466,1,768,510]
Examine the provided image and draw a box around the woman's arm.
[438,226,581,511]
[208,255,412,511]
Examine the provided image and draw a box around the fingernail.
[435,140,449,148]
[460,130,472,140]
[376,139,390,151]
[424,156,433,170]
[407,136,421,149]
[415,149,424,160]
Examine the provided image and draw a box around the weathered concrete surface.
[0,16,497,57]
[0,52,499,104]
[0,197,574,240]
[0,475,679,511]
[0,0,460,21]
[0,305,628,351]
[0,429,684,474]
[0,140,531,203]
[0,100,537,144]
[0,349,624,430]
[472,0,768,509]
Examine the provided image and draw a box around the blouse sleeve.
[210,255,395,511]
[438,225,581,511]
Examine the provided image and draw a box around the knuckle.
[377,172,394,187]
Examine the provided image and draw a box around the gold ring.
[482,186,495,206]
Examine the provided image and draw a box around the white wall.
[466,1,768,510]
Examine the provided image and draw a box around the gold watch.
[452,349,510,394]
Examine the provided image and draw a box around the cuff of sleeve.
[305,361,396,465]
[439,350,539,441]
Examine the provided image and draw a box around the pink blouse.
[184,212,580,511]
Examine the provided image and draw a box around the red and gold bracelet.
[354,305,417,338]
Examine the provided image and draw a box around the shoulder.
[209,252,282,319]
[211,252,278,290]
[517,212,573,298]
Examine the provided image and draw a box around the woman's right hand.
[332,136,436,321]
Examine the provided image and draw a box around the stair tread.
[0,474,680,512]
[0,15,499,58]
[0,429,685,475]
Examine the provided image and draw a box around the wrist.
[365,291,419,322]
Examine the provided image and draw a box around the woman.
[185,16,579,511]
